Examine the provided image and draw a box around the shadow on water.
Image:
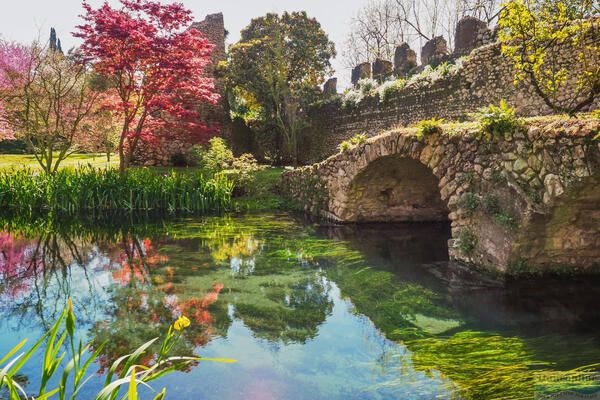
[1,211,599,399]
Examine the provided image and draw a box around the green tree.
[227,12,336,165]
[498,0,600,114]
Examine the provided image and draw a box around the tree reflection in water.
[1,213,600,400]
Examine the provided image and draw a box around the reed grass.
[0,166,233,213]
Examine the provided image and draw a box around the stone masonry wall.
[304,26,600,164]
[282,117,600,275]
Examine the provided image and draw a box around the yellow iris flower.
[174,315,191,331]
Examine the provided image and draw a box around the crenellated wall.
[282,117,600,275]
[303,22,600,164]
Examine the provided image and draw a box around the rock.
[421,36,449,66]
[351,62,371,85]
[513,158,528,173]
[454,17,488,57]
[521,167,537,182]
[372,58,394,81]
[544,174,564,198]
[394,43,417,77]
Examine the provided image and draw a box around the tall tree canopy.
[75,0,219,170]
[227,12,336,164]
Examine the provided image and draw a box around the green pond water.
[1,212,600,399]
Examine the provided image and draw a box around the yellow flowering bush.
[498,0,600,114]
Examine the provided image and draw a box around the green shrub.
[222,153,266,195]
[0,139,28,154]
[342,98,358,109]
[415,118,444,140]
[339,134,367,152]
[474,100,521,138]
[491,170,504,183]
[350,133,366,146]
[0,301,234,399]
[339,140,352,152]
[192,137,234,173]
[0,166,233,213]
[460,192,480,215]
[458,227,478,256]
[482,194,501,215]
[482,194,520,230]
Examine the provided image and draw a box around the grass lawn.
[0,153,119,171]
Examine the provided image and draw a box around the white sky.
[0,0,364,88]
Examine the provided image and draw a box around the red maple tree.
[75,0,220,170]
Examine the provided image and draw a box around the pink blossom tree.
[0,40,102,173]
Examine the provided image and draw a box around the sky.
[0,0,365,88]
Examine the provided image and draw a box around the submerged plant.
[0,299,235,399]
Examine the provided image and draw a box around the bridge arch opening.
[343,155,449,222]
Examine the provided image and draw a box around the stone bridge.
[281,117,600,274]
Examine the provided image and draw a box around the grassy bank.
[0,152,290,214]
[226,167,290,211]
[0,166,233,213]
[0,153,118,170]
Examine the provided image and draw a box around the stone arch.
[340,154,450,222]
[512,173,600,271]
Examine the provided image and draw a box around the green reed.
[0,166,233,214]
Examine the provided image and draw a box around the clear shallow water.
[1,213,600,399]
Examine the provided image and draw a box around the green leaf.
[152,388,166,400]
[128,367,137,400]
[0,339,27,366]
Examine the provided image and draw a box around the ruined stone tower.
[190,13,231,139]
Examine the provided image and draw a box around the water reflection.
[0,213,599,399]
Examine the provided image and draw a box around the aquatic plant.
[0,300,235,399]
[0,166,233,214]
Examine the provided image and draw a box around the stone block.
[372,58,394,81]
[351,62,371,85]
[421,36,449,66]
[394,43,417,77]
[323,78,337,96]
[454,16,488,57]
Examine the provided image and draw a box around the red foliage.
[74,0,220,168]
